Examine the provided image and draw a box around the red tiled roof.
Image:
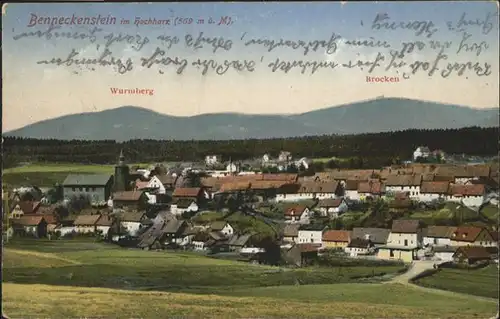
[322,230,351,242]
[420,181,450,194]
[391,220,420,233]
[173,187,202,197]
[318,198,343,208]
[285,205,308,217]
[113,191,144,201]
[454,246,491,259]
[135,179,149,190]
[450,226,489,242]
[11,215,45,226]
[14,201,41,214]
[358,181,384,194]
[448,184,485,196]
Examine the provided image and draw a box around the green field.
[414,265,499,299]
[2,240,497,318]
[2,163,147,187]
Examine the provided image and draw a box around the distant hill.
[4,98,498,141]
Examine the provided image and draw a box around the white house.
[210,221,234,237]
[278,151,292,162]
[432,246,457,262]
[226,163,238,173]
[73,214,101,234]
[377,220,422,263]
[446,184,486,207]
[413,146,430,161]
[386,219,422,249]
[170,199,199,216]
[357,180,385,200]
[343,180,361,201]
[284,205,311,224]
[418,181,450,203]
[385,174,423,199]
[423,226,456,247]
[295,157,312,170]
[317,198,348,217]
[120,211,146,237]
[298,224,325,244]
[291,181,341,201]
[262,154,271,163]
[345,238,372,257]
[205,155,222,166]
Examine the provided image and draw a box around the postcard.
[2,2,499,319]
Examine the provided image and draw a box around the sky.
[2,2,499,131]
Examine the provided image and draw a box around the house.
[119,211,147,237]
[351,227,390,247]
[9,201,41,218]
[413,146,431,161]
[298,224,326,244]
[172,187,207,205]
[73,214,101,233]
[322,230,351,249]
[282,224,300,243]
[343,180,361,201]
[278,151,292,162]
[262,154,271,163]
[432,245,457,262]
[357,181,385,200]
[345,238,373,257]
[284,205,311,224]
[62,174,113,206]
[227,233,255,252]
[295,181,342,201]
[449,226,495,247]
[55,218,76,237]
[162,219,189,245]
[205,155,222,166]
[95,214,114,236]
[295,157,312,170]
[386,219,422,248]
[447,184,486,207]
[11,215,48,238]
[282,243,321,267]
[147,175,176,194]
[170,199,198,216]
[317,198,348,217]
[112,191,147,209]
[385,175,423,199]
[210,221,234,237]
[134,179,150,191]
[453,246,491,264]
[378,220,422,263]
[191,231,211,251]
[419,181,450,202]
[423,226,457,247]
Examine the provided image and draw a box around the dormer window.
[462,233,467,238]
[452,233,457,237]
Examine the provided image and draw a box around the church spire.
[118,149,125,165]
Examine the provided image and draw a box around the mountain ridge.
[4,97,498,141]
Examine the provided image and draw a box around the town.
[3,146,499,269]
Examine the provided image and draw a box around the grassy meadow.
[414,265,499,299]
[2,240,498,318]
[2,163,147,187]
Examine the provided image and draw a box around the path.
[3,248,82,265]
[386,260,498,304]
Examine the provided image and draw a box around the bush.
[439,260,490,270]
[318,254,404,268]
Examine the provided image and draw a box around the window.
[72,187,76,191]
[79,187,83,191]
[404,239,408,246]
[85,187,89,192]
[390,249,394,257]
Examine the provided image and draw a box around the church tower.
[114,149,130,192]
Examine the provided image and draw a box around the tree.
[183,171,202,188]
[286,163,298,173]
